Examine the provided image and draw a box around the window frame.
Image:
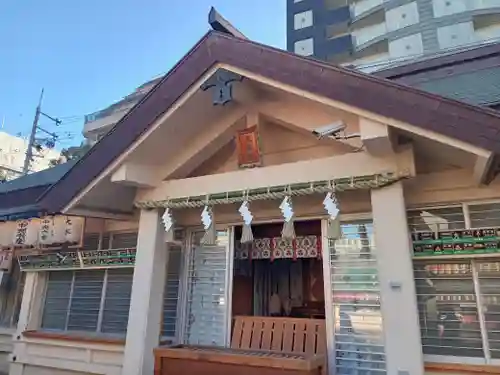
[40,268,134,336]
[409,199,500,366]
[38,230,138,336]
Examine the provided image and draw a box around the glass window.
[469,203,500,229]
[414,260,483,358]
[41,269,133,336]
[407,206,465,233]
[328,221,386,374]
[111,232,138,249]
[477,261,500,359]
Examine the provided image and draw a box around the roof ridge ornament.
[208,7,247,39]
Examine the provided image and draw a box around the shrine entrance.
[232,220,325,320]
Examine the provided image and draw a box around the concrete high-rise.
[287,0,500,70]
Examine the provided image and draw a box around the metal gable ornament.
[201,205,217,246]
[238,197,253,243]
[161,207,175,243]
[280,195,296,239]
[200,69,243,106]
[323,190,341,240]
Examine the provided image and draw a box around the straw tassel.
[281,219,296,239]
[241,224,253,243]
[327,216,341,240]
[239,198,254,244]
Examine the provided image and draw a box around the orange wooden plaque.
[236,125,261,168]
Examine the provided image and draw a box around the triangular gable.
[38,31,500,213]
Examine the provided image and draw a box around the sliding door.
[182,229,233,347]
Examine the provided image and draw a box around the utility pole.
[22,89,61,175]
[23,89,44,175]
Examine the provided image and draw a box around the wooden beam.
[472,153,494,186]
[159,107,247,180]
[257,99,360,151]
[111,163,158,188]
[138,147,415,202]
[67,207,134,221]
[359,117,395,157]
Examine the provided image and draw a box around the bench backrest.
[231,315,326,355]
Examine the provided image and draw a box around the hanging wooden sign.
[18,248,137,271]
[79,248,136,267]
[18,251,80,271]
[0,216,85,251]
[412,227,500,257]
[236,125,261,168]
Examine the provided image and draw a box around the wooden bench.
[231,316,326,357]
[154,316,327,375]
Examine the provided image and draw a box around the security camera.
[312,122,346,139]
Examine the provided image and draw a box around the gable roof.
[39,31,500,213]
[0,161,76,220]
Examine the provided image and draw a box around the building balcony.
[352,22,387,48]
[83,104,135,140]
[350,0,387,20]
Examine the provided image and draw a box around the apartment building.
[0,132,60,180]
[288,0,500,69]
[82,77,161,142]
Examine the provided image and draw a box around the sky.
[0,0,286,148]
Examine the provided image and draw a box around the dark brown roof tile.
[38,31,500,213]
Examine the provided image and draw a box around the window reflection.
[408,207,465,233]
[414,261,483,358]
[469,204,500,229]
[477,261,500,359]
[330,222,386,374]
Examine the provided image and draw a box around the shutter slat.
[67,271,104,332]
[41,271,73,330]
[101,268,133,334]
[83,234,100,250]
[111,233,138,249]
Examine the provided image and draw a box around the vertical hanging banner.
[37,216,85,248]
[13,220,30,247]
[64,216,85,244]
[38,217,53,245]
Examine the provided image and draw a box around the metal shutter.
[67,270,104,332]
[184,231,229,346]
[111,233,138,249]
[41,271,73,330]
[162,245,182,342]
[83,234,100,250]
[476,261,500,360]
[414,260,483,358]
[326,221,387,374]
[100,268,133,335]
[100,233,111,250]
